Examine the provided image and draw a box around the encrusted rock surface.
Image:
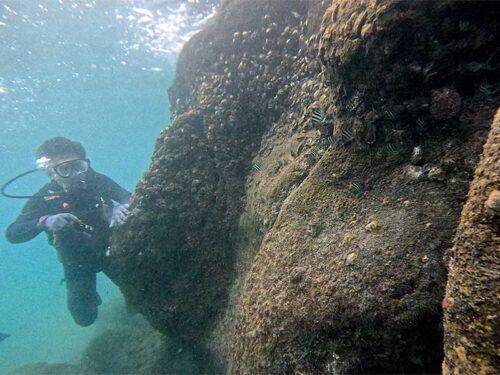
[82,327,165,374]
[110,0,500,372]
[111,0,316,368]
[442,109,500,375]
[81,301,171,375]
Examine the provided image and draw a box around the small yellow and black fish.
[309,149,319,158]
[252,163,262,172]
[384,109,396,120]
[339,127,354,145]
[349,181,364,197]
[382,143,397,155]
[416,118,426,130]
[323,135,335,146]
[479,83,498,103]
[311,109,324,126]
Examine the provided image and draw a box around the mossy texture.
[107,0,500,372]
[110,0,308,368]
[230,0,499,373]
[442,109,500,375]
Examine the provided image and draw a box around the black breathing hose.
[1,168,42,199]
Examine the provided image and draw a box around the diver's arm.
[5,216,42,244]
[94,172,131,204]
[5,199,46,244]
[111,184,132,204]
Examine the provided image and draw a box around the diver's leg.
[55,227,102,326]
[63,262,99,327]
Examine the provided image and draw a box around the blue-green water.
[0,1,186,372]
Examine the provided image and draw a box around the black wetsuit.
[5,169,130,326]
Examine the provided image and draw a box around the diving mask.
[52,159,90,178]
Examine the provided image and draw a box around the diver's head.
[36,137,90,191]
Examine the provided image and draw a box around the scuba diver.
[3,137,131,327]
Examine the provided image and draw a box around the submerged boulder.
[110,0,311,367]
[442,109,500,375]
[230,1,499,373]
[80,299,172,375]
[82,326,165,375]
[109,0,500,372]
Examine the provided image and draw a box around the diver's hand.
[110,204,129,227]
[44,213,79,232]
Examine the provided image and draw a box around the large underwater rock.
[110,0,313,369]
[442,109,499,375]
[82,326,165,374]
[80,300,172,375]
[7,300,172,375]
[110,0,500,372]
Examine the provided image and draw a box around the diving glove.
[110,204,129,227]
[43,213,79,232]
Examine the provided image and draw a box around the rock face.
[442,109,500,375]
[111,0,314,368]
[81,301,171,375]
[82,327,165,374]
[110,0,500,372]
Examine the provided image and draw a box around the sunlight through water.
[0,1,215,373]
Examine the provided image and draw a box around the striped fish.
[252,163,262,172]
[309,149,319,158]
[311,109,324,126]
[479,83,497,103]
[382,143,397,154]
[479,84,492,97]
[384,109,396,120]
[323,135,336,145]
[339,127,354,145]
[416,118,426,130]
[349,182,364,197]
